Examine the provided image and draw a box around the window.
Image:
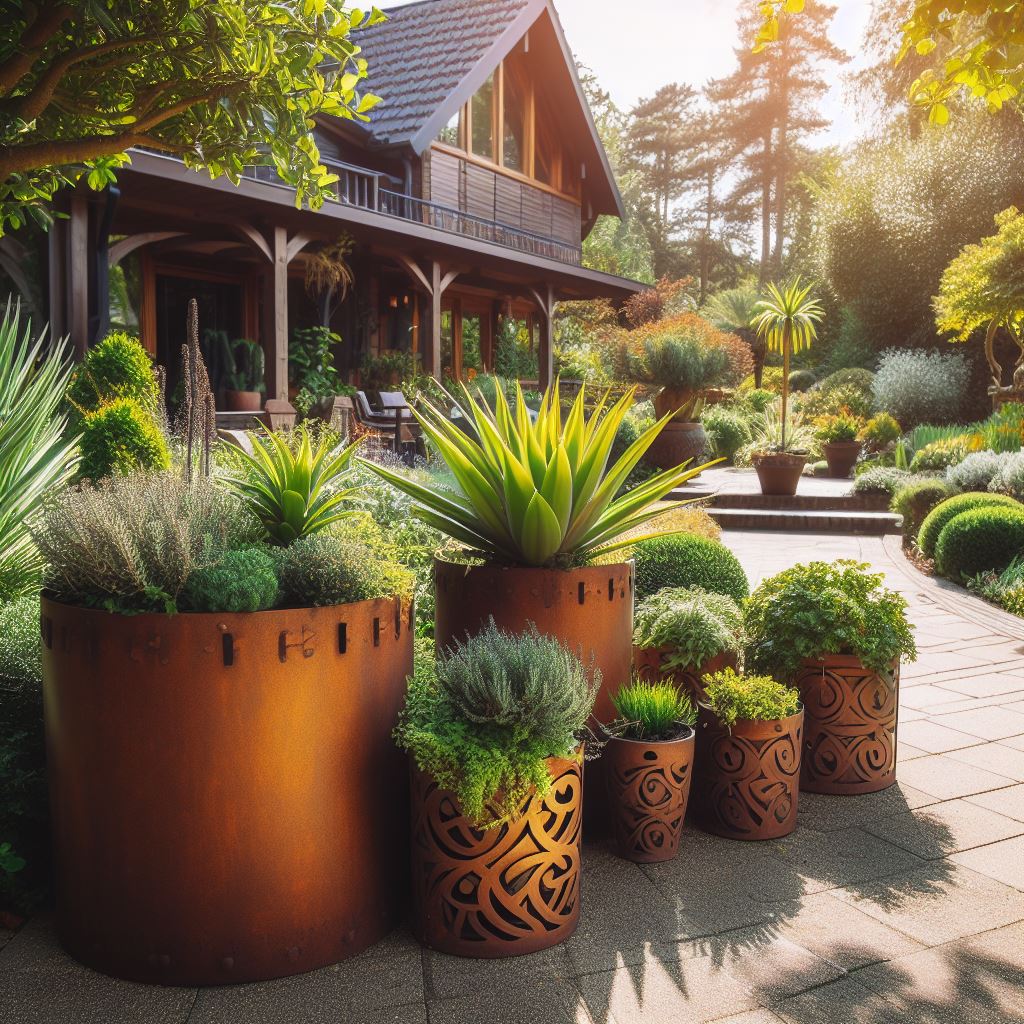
[502,62,527,173]
[471,73,495,160]
[437,109,461,147]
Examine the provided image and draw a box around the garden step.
[671,489,890,513]
[705,507,903,535]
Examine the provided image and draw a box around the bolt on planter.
[42,596,413,986]
[410,754,582,957]
[692,706,803,841]
[795,655,899,795]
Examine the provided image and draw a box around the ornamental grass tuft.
[611,679,695,741]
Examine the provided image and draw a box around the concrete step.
[669,488,890,513]
[706,507,903,535]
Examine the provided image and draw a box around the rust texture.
[633,647,738,704]
[410,755,582,957]
[692,707,803,841]
[605,731,694,863]
[795,655,899,795]
[41,595,413,986]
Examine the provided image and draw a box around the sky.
[383,0,875,148]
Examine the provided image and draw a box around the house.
[38,0,642,401]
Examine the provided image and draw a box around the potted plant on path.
[632,585,743,702]
[604,679,696,863]
[744,560,917,795]
[816,411,864,479]
[750,279,824,496]
[218,335,266,412]
[397,622,597,957]
[692,668,803,841]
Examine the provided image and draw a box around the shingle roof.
[357,0,533,147]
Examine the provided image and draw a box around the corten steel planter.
[823,441,862,479]
[605,730,695,863]
[41,595,413,986]
[692,706,803,841]
[410,754,582,957]
[644,421,707,472]
[752,452,806,496]
[633,646,738,703]
[795,655,900,795]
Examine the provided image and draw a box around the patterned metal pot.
[410,754,582,957]
[795,655,899,795]
[633,647,738,703]
[692,706,803,841]
[605,730,695,863]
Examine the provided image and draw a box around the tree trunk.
[759,133,772,286]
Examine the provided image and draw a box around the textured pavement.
[3,532,1024,1023]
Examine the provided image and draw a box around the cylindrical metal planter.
[41,596,413,986]
[633,647,738,703]
[605,731,695,863]
[795,655,899,795]
[410,754,582,958]
[644,421,707,472]
[692,707,803,841]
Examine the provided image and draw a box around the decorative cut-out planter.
[410,753,582,957]
[795,655,899,795]
[752,452,806,496]
[41,596,413,986]
[633,646,738,703]
[605,730,695,863]
[823,441,861,479]
[692,706,803,841]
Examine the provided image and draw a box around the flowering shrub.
[872,348,968,428]
[799,382,874,420]
[815,412,863,444]
[910,436,972,473]
[861,413,901,451]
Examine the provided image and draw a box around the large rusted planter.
[41,596,413,986]
[644,421,707,472]
[752,452,806,496]
[823,441,861,479]
[633,646,738,703]
[692,706,803,841]
[795,655,899,795]
[605,730,694,863]
[410,753,582,957]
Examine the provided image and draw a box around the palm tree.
[751,278,823,451]
[705,285,764,386]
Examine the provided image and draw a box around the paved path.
[3,534,1024,1023]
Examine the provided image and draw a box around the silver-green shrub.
[988,452,1024,500]
[871,348,968,427]
[852,466,912,496]
[633,586,743,669]
[946,451,1011,492]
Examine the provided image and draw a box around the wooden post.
[451,296,463,380]
[263,225,289,400]
[48,216,67,344]
[531,283,556,391]
[430,260,442,380]
[68,197,89,357]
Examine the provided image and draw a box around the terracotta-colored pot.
[692,706,803,841]
[410,754,582,957]
[41,596,413,986]
[794,654,899,795]
[633,646,738,703]
[652,387,695,420]
[644,421,707,471]
[823,441,861,479]
[605,730,695,863]
[752,452,806,496]
[223,389,263,412]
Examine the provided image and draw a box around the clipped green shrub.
[852,466,912,496]
[633,534,749,603]
[935,506,1024,581]
[611,680,695,741]
[181,547,279,613]
[702,405,752,462]
[633,586,743,670]
[740,388,776,413]
[917,492,1020,559]
[66,331,158,415]
[701,667,800,727]
[891,479,956,539]
[817,367,875,397]
[788,369,816,392]
[78,398,171,482]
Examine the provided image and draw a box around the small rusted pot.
[605,730,695,863]
[752,452,806,496]
[795,654,899,795]
[410,754,582,958]
[823,441,861,479]
[644,421,707,472]
[692,706,803,841]
[42,596,413,986]
[633,647,738,703]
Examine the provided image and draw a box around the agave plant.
[0,301,80,602]
[226,424,358,544]
[362,383,712,568]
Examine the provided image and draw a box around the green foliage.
[918,492,1020,560]
[78,398,171,482]
[740,402,818,459]
[288,326,345,403]
[627,333,731,392]
[633,534,749,603]
[745,560,917,679]
[873,348,968,429]
[65,331,157,416]
[799,381,875,421]
[702,405,753,462]
[611,680,695,741]
[181,547,278,613]
[633,586,743,669]
[852,466,912,496]
[988,452,1024,500]
[815,411,862,444]
[33,472,261,614]
[701,668,801,728]
[363,383,709,568]
[909,437,970,474]
[968,556,1024,615]
[788,369,816,392]
[741,387,777,413]
[891,478,957,539]
[861,413,901,451]
[935,505,1024,581]
[1,2,383,234]
[0,303,79,602]
[817,367,876,396]
[395,622,597,828]
[752,279,824,357]
[492,318,539,380]
[219,337,265,394]
[946,452,1016,493]
[227,425,358,545]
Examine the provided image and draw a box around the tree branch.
[0,4,73,96]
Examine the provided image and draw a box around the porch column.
[430,259,442,380]
[529,283,557,391]
[68,197,89,357]
[264,225,289,400]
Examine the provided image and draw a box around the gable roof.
[355,0,624,219]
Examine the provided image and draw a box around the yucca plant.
[225,424,358,544]
[0,301,80,601]
[362,382,712,568]
[752,279,824,451]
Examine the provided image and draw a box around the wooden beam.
[232,224,273,263]
[263,225,289,400]
[452,296,463,381]
[533,282,556,391]
[108,232,185,267]
[48,216,66,343]
[430,260,442,380]
[68,197,89,357]
[439,268,462,294]
[285,231,316,264]
[139,250,157,355]
[389,251,432,294]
